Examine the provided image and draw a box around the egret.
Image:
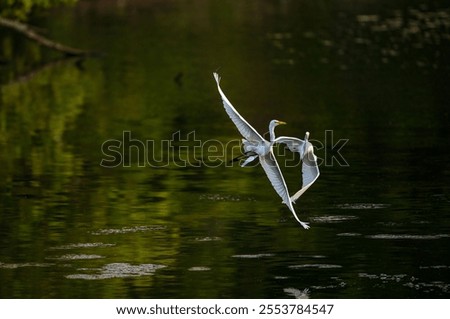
[213,72,310,229]
[275,133,320,204]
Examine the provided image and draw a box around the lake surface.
[0,0,449,298]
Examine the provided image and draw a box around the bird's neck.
[269,126,276,142]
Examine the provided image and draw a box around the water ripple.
[366,234,450,240]
[403,281,450,293]
[310,215,358,223]
[336,232,362,237]
[336,203,390,209]
[359,272,450,293]
[0,262,53,269]
[420,265,450,269]
[359,272,407,282]
[188,266,211,271]
[298,255,326,259]
[232,254,274,259]
[289,264,342,269]
[199,193,255,202]
[194,237,222,242]
[49,254,104,261]
[66,263,166,280]
[91,225,166,235]
[49,243,116,250]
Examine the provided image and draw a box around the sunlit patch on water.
[194,237,222,242]
[309,215,358,223]
[420,265,450,269]
[48,254,104,261]
[336,232,362,237]
[232,254,274,259]
[283,288,310,299]
[359,272,450,294]
[376,221,431,227]
[375,221,404,227]
[411,220,432,225]
[49,243,116,250]
[289,264,342,269]
[0,262,53,269]
[199,193,255,202]
[359,272,408,282]
[188,266,211,271]
[310,280,347,290]
[336,203,390,209]
[90,225,166,235]
[404,281,450,294]
[366,234,450,240]
[66,263,166,280]
[298,255,326,259]
[356,15,380,23]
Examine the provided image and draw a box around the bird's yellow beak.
[277,121,287,125]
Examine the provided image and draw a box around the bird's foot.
[300,221,310,230]
[240,155,257,167]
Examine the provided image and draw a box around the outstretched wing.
[260,150,310,229]
[275,136,306,158]
[213,73,264,142]
[259,151,290,204]
[291,142,320,203]
[274,136,319,203]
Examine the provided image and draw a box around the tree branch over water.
[0,16,91,56]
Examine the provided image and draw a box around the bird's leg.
[283,194,298,204]
[299,221,310,230]
[229,151,252,163]
[290,209,311,229]
[240,155,258,167]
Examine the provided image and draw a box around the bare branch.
[0,17,92,56]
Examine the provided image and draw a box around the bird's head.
[305,131,310,140]
[271,119,287,127]
[269,120,287,141]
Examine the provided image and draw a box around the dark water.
[0,0,449,298]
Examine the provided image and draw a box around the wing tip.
[213,72,220,84]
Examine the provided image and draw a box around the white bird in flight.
[213,72,318,229]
